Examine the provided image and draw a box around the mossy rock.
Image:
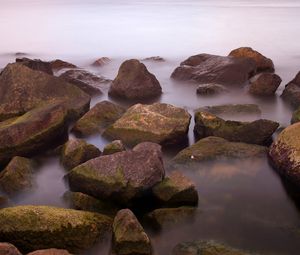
[103,140,126,155]
[0,205,112,253]
[0,242,22,255]
[291,108,300,124]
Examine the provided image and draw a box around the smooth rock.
[142,56,165,62]
[196,83,229,96]
[92,57,111,67]
[50,59,77,71]
[249,73,281,96]
[16,57,53,75]
[0,243,22,255]
[27,249,71,255]
[103,140,126,155]
[281,71,300,108]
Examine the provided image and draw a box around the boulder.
[67,142,164,205]
[27,249,71,255]
[0,196,9,208]
[229,47,274,73]
[142,56,165,62]
[92,57,111,67]
[0,205,112,253]
[103,140,126,155]
[152,171,198,206]
[72,101,125,136]
[113,209,151,255]
[196,83,228,96]
[0,157,35,196]
[16,57,53,75]
[291,108,300,124]
[0,104,69,165]
[173,137,267,165]
[171,54,256,86]
[249,73,281,96]
[0,243,22,255]
[50,59,77,71]
[104,103,191,146]
[194,111,279,145]
[109,59,162,100]
[281,71,300,108]
[0,63,90,121]
[61,139,101,170]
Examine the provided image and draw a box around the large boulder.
[16,58,53,75]
[49,59,77,71]
[249,73,281,96]
[0,156,35,196]
[0,205,112,253]
[171,54,256,86]
[173,137,267,165]
[103,140,126,155]
[0,63,90,121]
[194,111,279,145]
[72,101,125,136]
[67,142,165,205]
[196,83,228,96]
[109,59,162,100]
[281,71,300,108]
[113,209,151,255]
[0,243,22,255]
[0,104,69,165]
[104,103,191,146]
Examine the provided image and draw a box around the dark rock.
[196,83,228,96]
[109,59,162,100]
[142,56,165,62]
[50,59,77,71]
[0,196,9,208]
[249,73,281,96]
[103,140,126,155]
[27,249,71,255]
[281,71,300,108]
[291,108,300,124]
[92,57,111,67]
[0,243,22,255]
[16,57,53,75]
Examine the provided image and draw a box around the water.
[1,0,300,254]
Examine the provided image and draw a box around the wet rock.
[173,137,267,165]
[0,205,112,253]
[173,240,253,255]
[194,111,279,145]
[291,108,300,124]
[229,47,275,73]
[0,157,35,196]
[61,139,101,170]
[109,59,162,100]
[63,191,118,216]
[0,243,22,255]
[0,63,90,121]
[92,57,111,67]
[0,104,69,165]
[103,140,126,155]
[50,59,77,71]
[0,196,9,208]
[16,57,53,75]
[249,73,281,96]
[152,171,198,206]
[281,71,300,108]
[113,209,151,255]
[27,249,71,255]
[104,103,191,146]
[67,142,164,205]
[142,56,165,62]
[72,101,125,136]
[196,83,228,96]
[171,54,256,86]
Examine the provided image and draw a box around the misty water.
[1,0,300,254]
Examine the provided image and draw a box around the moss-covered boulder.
[113,209,151,255]
[103,140,126,155]
[194,111,279,145]
[152,171,198,206]
[196,83,229,96]
[249,72,281,96]
[104,103,191,146]
[0,243,22,255]
[109,59,162,100]
[0,63,90,121]
[16,57,53,75]
[173,137,267,165]
[291,108,300,124]
[67,142,164,205]
[61,139,101,170]
[0,157,35,196]
[0,104,69,165]
[50,59,77,71]
[72,101,125,136]
[0,205,112,253]
[282,71,300,108]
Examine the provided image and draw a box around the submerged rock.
[61,139,101,170]
[27,249,71,255]
[171,54,256,86]
[103,140,126,155]
[194,111,279,145]
[0,205,112,253]
[113,209,151,255]
[92,57,111,67]
[72,101,125,136]
[50,59,77,71]
[109,59,162,100]
[196,83,229,96]
[249,73,281,96]
[142,56,165,62]
[104,103,191,146]
[16,57,53,75]
[0,243,22,255]
[67,142,164,205]
[281,71,300,108]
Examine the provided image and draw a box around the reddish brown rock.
[0,243,22,255]
[249,73,281,96]
[281,71,300,108]
[27,249,71,255]
[92,57,111,67]
[50,59,77,71]
[16,57,53,75]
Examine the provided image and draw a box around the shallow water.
[1,0,300,254]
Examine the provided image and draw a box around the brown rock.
[16,57,53,75]
[249,73,281,96]
[0,243,22,255]
[196,83,229,96]
[50,59,77,71]
[92,57,111,67]
[281,71,300,108]
[103,140,126,155]
[27,249,71,255]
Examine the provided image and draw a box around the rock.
[0,205,112,253]
[0,243,22,255]
[281,71,300,108]
[173,137,267,165]
[152,171,198,206]
[67,142,164,205]
[27,249,71,255]
[0,196,9,208]
[104,103,191,146]
[109,59,162,100]
[142,56,165,62]
[249,73,281,96]
[194,111,279,145]
[63,191,118,216]
[0,63,90,121]
[92,57,111,67]
[16,57,53,75]
[229,47,275,73]
[291,108,300,124]
[50,59,77,71]
[113,209,151,255]
[171,54,256,86]
[103,140,126,155]
[0,157,35,195]
[196,83,229,96]
[61,139,101,170]
[0,104,69,165]
[173,240,253,255]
